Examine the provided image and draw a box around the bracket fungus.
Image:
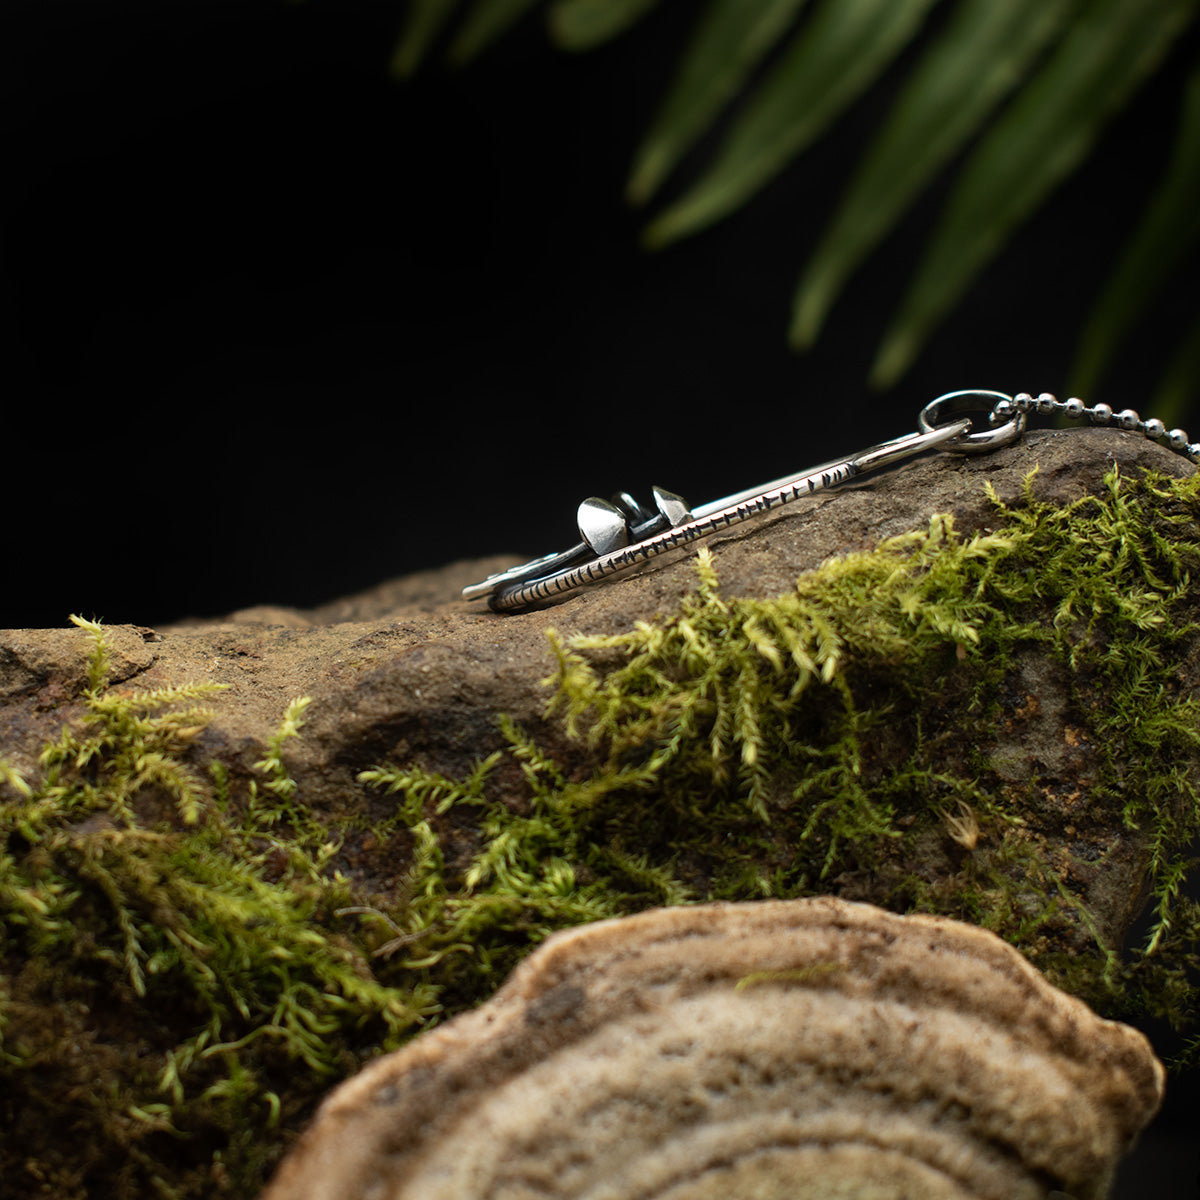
[262,898,1163,1200]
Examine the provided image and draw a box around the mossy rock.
[2,428,1199,1196]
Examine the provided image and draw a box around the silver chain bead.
[994,393,1197,464]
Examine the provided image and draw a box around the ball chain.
[991,392,1200,464]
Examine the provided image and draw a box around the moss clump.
[0,619,434,1198]
[359,466,1200,1040]
[4,465,1200,1195]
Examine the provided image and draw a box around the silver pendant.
[464,390,1194,613]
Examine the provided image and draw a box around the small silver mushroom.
[262,898,1164,1200]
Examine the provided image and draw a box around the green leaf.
[872,0,1199,390]
[389,0,463,78]
[642,0,939,250]
[790,0,1077,351]
[447,0,549,67]
[1070,66,1200,403]
[626,0,811,206]
[550,0,664,51]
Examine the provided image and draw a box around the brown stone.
[0,428,1192,952]
[2,427,1189,802]
[2,425,1193,1197]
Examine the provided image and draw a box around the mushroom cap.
[262,898,1164,1200]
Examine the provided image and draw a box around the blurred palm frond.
[393,0,1200,413]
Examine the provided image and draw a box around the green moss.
[0,619,433,1197]
[4,464,1200,1194]
[547,469,1200,1013]
[735,963,847,991]
[357,465,1200,1035]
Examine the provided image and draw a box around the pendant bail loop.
[919,390,1025,454]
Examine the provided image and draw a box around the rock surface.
[260,897,1165,1200]
[1,428,1194,948]
[2,425,1196,1198]
[1,427,1190,799]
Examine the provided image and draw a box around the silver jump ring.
[918,389,1025,454]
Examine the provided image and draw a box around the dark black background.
[6,1,1198,632]
[3,4,1200,1192]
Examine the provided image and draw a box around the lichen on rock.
[262,898,1165,1200]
